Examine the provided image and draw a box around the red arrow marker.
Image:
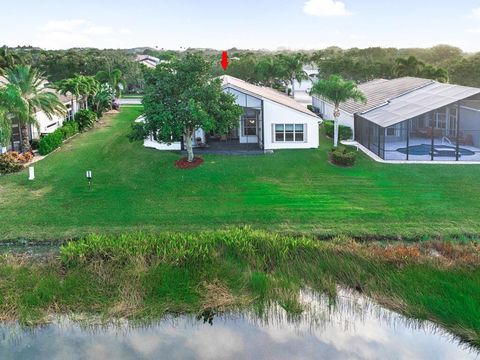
[221,51,229,71]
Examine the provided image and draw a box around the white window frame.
[273,124,306,143]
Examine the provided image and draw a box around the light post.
[86,170,92,189]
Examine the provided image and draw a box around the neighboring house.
[291,65,319,106]
[0,76,78,153]
[135,55,161,69]
[144,75,321,152]
[312,77,480,162]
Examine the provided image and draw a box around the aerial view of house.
[144,75,320,152]
[1,1,480,359]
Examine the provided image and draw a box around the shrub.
[75,109,97,131]
[59,121,79,140]
[330,146,357,167]
[39,129,64,156]
[30,139,40,151]
[17,151,33,164]
[323,121,353,141]
[0,152,24,174]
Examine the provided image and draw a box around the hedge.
[39,121,80,156]
[59,121,79,139]
[330,146,357,167]
[323,121,353,141]
[39,129,64,156]
[75,109,97,131]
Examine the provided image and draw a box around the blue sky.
[1,0,480,51]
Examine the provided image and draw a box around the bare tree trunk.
[291,79,296,98]
[184,129,194,162]
[333,118,339,148]
[20,123,30,152]
[333,106,341,148]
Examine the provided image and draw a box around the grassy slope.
[1,107,480,240]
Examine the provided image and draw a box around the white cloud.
[39,19,87,32]
[471,7,480,18]
[37,19,132,49]
[303,0,351,17]
[466,28,480,35]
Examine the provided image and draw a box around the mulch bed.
[175,157,204,169]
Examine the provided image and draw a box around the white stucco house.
[0,76,79,153]
[312,77,480,162]
[144,75,321,153]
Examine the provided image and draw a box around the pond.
[1,289,477,360]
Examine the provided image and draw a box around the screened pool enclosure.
[354,88,480,162]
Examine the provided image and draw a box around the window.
[386,123,401,137]
[244,118,257,136]
[274,124,305,142]
[275,124,284,141]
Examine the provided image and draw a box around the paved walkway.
[118,98,142,105]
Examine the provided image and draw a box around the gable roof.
[220,75,318,118]
[313,77,434,115]
[362,82,480,128]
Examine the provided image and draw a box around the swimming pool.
[397,144,475,157]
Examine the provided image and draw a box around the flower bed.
[175,157,204,169]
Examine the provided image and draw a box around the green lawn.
[1,107,480,241]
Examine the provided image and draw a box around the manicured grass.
[2,230,479,347]
[1,107,480,241]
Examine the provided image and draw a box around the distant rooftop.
[220,75,318,118]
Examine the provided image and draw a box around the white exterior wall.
[144,137,182,150]
[143,128,205,151]
[312,96,355,138]
[263,100,319,150]
[31,111,65,139]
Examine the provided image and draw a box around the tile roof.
[220,75,318,118]
[314,77,434,114]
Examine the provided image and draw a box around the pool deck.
[343,140,480,164]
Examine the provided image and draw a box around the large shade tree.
[4,65,65,151]
[310,75,366,148]
[138,54,243,162]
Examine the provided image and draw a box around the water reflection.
[0,289,478,360]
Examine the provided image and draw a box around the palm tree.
[393,56,425,77]
[95,69,125,98]
[4,65,66,152]
[0,84,27,153]
[277,53,309,97]
[421,65,449,83]
[56,77,80,113]
[254,57,278,87]
[56,75,99,110]
[0,47,22,75]
[310,75,366,148]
